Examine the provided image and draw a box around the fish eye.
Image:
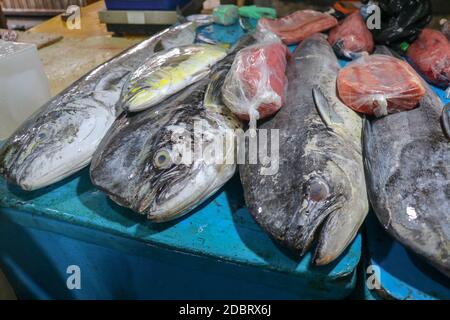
[308,179,329,202]
[154,150,172,169]
[37,132,47,140]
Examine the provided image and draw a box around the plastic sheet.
[337,54,425,117]
[222,40,289,129]
[256,10,338,45]
[361,0,431,49]
[328,12,374,59]
[407,29,450,97]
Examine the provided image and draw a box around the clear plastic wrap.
[222,40,289,129]
[407,29,450,97]
[256,10,338,45]
[337,54,426,117]
[328,12,374,59]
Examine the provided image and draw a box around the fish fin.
[442,103,450,139]
[153,40,164,53]
[312,86,344,129]
[204,70,227,109]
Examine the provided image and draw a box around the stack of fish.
[0,9,449,277]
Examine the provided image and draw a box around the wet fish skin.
[239,34,368,265]
[443,103,450,138]
[0,23,195,191]
[119,44,227,113]
[90,36,254,222]
[364,47,450,277]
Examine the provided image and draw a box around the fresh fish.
[90,36,254,222]
[119,44,227,112]
[443,103,450,138]
[239,34,369,265]
[0,23,196,191]
[364,46,450,277]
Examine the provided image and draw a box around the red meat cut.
[257,10,338,45]
[337,54,426,117]
[407,28,450,89]
[222,41,289,128]
[328,12,374,59]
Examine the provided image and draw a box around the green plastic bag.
[238,5,277,20]
[213,5,239,26]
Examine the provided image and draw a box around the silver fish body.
[90,36,254,222]
[364,46,450,277]
[0,23,195,191]
[239,34,369,265]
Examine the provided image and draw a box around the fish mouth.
[138,164,234,223]
[283,196,344,256]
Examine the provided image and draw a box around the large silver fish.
[90,36,254,222]
[0,23,195,191]
[364,46,450,277]
[239,34,369,265]
[443,103,450,138]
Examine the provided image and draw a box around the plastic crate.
[105,0,190,10]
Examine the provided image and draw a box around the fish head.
[131,115,235,222]
[0,101,114,191]
[285,155,353,255]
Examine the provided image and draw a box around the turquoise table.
[0,22,361,300]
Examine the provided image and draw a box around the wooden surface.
[29,1,143,96]
[0,28,63,49]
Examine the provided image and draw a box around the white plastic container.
[0,40,51,140]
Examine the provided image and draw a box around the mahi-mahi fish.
[443,103,450,138]
[364,46,450,277]
[119,44,227,112]
[90,36,255,222]
[239,34,369,265]
[0,23,195,191]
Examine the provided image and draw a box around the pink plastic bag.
[337,54,426,117]
[222,41,289,128]
[328,12,374,59]
[408,29,450,95]
[256,10,338,45]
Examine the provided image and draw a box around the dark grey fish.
[239,34,368,265]
[364,46,450,277]
[90,36,255,222]
[0,23,195,191]
[443,103,450,139]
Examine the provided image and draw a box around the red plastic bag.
[407,29,450,92]
[328,12,374,59]
[256,10,338,45]
[222,41,289,128]
[337,54,425,117]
